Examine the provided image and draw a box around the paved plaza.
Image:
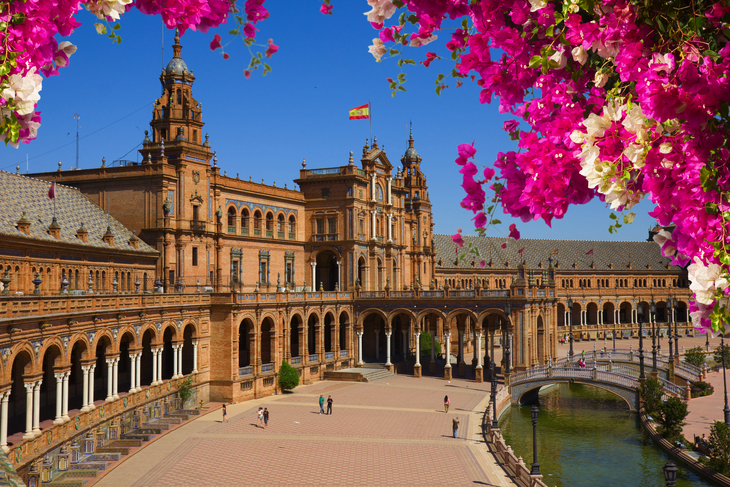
[95,375,514,487]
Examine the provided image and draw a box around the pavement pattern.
[95,375,515,487]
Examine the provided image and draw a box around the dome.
[404,147,419,160]
[165,57,190,76]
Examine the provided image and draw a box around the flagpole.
[369,99,372,145]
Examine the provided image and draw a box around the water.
[499,383,716,487]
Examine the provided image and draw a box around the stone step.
[153,417,182,424]
[132,426,165,435]
[122,433,152,442]
[108,439,143,448]
[142,421,170,430]
[96,446,131,455]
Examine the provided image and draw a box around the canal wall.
[640,412,730,486]
[483,386,551,487]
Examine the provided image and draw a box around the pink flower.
[209,34,222,50]
[483,167,495,181]
[244,70,251,79]
[500,242,507,249]
[503,120,519,134]
[243,22,258,39]
[244,0,269,23]
[479,260,487,268]
[422,52,440,68]
[320,2,333,15]
[265,40,279,58]
[223,52,230,60]
[452,232,465,247]
[472,212,487,228]
[518,247,525,254]
[455,142,476,166]
[508,224,520,240]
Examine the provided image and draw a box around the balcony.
[254,229,261,236]
[266,230,273,237]
[278,231,284,238]
[308,354,319,363]
[228,225,235,234]
[291,356,302,365]
[239,366,254,376]
[325,352,334,360]
[190,220,207,233]
[340,350,349,358]
[289,233,296,240]
[242,227,249,235]
[261,363,274,374]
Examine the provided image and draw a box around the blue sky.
[1,1,658,242]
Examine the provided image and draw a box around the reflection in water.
[499,383,715,487]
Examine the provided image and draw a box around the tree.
[419,331,441,356]
[715,342,730,366]
[684,347,707,369]
[658,396,689,442]
[709,420,730,476]
[638,376,663,417]
[278,360,299,392]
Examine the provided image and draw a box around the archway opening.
[162,327,175,381]
[182,325,195,375]
[119,332,134,393]
[315,251,338,291]
[140,329,155,387]
[261,318,274,365]
[361,312,386,362]
[239,319,254,368]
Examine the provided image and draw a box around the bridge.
[509,354,694,411]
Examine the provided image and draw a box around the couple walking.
[319,395,334,415]
[257,407,269,428]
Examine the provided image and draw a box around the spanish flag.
[349,104,370,120]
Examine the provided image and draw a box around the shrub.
[658,396,689,442]
[715,343,730,366]
[177,377,194,403]
[639,377,664,416]
[709,421,730,476]
[419,332,441,355]
[690,381,715,398]
[684,346,707,368]
[278,360,299,391]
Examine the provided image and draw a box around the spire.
[173,27,182,59]
[408,121,414,148]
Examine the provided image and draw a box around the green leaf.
[398,59,403,68]
[408,14,418,24]
[435,86,441,96]
[398,85,406,92]
[94,23,107,35]
[528,55,542,69]
[0,65,10,76]
[393,0,405,7]
[398,12,406,25]
[10,12,25,24]
[609,213,617,220]
[404,58,416,65]
[113,23,121,30]
[491,219,502,225]
[389,48,399,55]
[229,29,239,35]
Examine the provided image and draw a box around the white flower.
[410,34,437,47]
[582,112,611,139]
[653,229,675,256]
[659,142,672,154]
[623,143,645,167]
[594,71,609,88]
[364,0,396,25]
[688,257,729,305]
[528,0,547,12]
[622,103,648,143]
[569,129,586,144]
[1,67,42,116]
[368,38,387,61]
[548,46,567,69]
[571,46,588,65]
[55,41,77,68]
[83,0,133,21]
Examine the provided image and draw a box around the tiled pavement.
[96,375,515,487]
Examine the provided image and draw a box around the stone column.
[402,329,407,357]
[23,382,34,439]
[371,210,376,240]
[386,176,392,203]
[106,359,115,401]
[172,345,179,379]
[129,353,137,393]
[54,373,64,424]
[385,331,392,366]
[387,213,393,242]
[87,364,96,409]
[135,353,141,391]
[444,333,452,380]
[336,261,341,290]
[0,391,9,452]
[157,348,164,383]
[475,332,483,383]
[310,262,316,291]
[415,332,421,366]
[32,379,42,436]
[192,341,199,373]
[151,349,159,385]
[81,366,90,412]
[112,358,119,399]
[357,331,364,365]
[62,371,70,422]
[370,172,376,200]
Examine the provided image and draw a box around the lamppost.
[651,299,658,373]
[491,360,499,429]
[504,302,511,374]
[707,331,710,352]
[672,298,679,356]
[530,405,540,476]
[663,461,678,487]
[667,297,674,363]
[567,298,574,362]
[720,334,730,426]
[638,302,646,379]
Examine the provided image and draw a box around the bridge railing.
[555,350,701,382]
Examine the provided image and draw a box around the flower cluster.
[368,0,730,332]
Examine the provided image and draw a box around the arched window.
[176,89,181,104]
[375,183,383,201]
[265,213,274,236]
[277,214,285,236]
[254,210,262,235]
[227,207,236,232]
[241,208,249,234]
[288,215,296,237]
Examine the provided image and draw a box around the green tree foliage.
[177,377,194,403]
[278,360,299,391]
[419,331,441,355]
[684,346,707,368]
[709,421,730,475]
[658,396,689,442]
[714,342,730,366]
[639,377,664,416]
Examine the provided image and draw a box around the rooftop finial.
[348,151,354,165]
[172,27,182,59]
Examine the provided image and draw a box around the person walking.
[319,395,325,414]
[257,407,264,427]
[452,417,459,438]
[326,395,333,415]
[444,395,450,413]
[263,408,269,428]
[222,404,228,423]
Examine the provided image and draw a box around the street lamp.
[638,302,646,379]
[663,460,678,487]
[672,298,679,356]
[530,405,540,476]
[504,302,512,374]
[651,299,658,373]
[491,360,499,429]
[707,331,710,352]
[720,334,730,426]
[567,298,574,362]
[667,297,674,362]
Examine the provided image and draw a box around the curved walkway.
[94,375,515,487]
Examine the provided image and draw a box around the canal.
[499,383,717,486]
